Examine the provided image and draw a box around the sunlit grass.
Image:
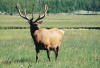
[0,14,100,68]
[0,29,100,68]
[0,14,100,28]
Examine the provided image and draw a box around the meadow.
[0,14,100,68]
[0,14,100,28]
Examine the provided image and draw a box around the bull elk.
[16,3,64,62]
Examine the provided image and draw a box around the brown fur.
[16,3,64,62]
[32,28,64,62]
[34,28,64,49]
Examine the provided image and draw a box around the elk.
[16,3,64,62]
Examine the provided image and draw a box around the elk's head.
[16,3,48,29]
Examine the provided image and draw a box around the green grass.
[0,14,100,68]
[0,29,100,68]
[0,14,100,28]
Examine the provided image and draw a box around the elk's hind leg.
[46,48,51,61]
[54,47,59,61]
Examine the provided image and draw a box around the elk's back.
[34,28,64,48]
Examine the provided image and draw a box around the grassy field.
[0,14,100,68]
[0,14,100,28]
[0,29,100,68]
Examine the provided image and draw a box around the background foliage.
[0,0,100,14]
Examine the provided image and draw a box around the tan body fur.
[16,3,64,62]
[34,28,64,50]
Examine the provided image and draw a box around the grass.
[0,14,100,28]
[0,14,100,68]
[0,29,100,68]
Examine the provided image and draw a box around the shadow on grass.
[76,14,100,15]
[1,58,34,64]
[0,26,100,30]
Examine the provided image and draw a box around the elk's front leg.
[36,48,40,62]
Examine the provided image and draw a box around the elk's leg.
[54,47,59,60]
[36,48,40,62]
[46,48,51,61]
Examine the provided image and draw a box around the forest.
[0,0,100,14]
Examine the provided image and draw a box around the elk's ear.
[37,20,43,24]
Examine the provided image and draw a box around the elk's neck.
[30,26,39,34]
[30,26,39,42]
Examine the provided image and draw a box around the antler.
[16,3,30,20]
[33,5,48,23]
[16,2,48,23]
